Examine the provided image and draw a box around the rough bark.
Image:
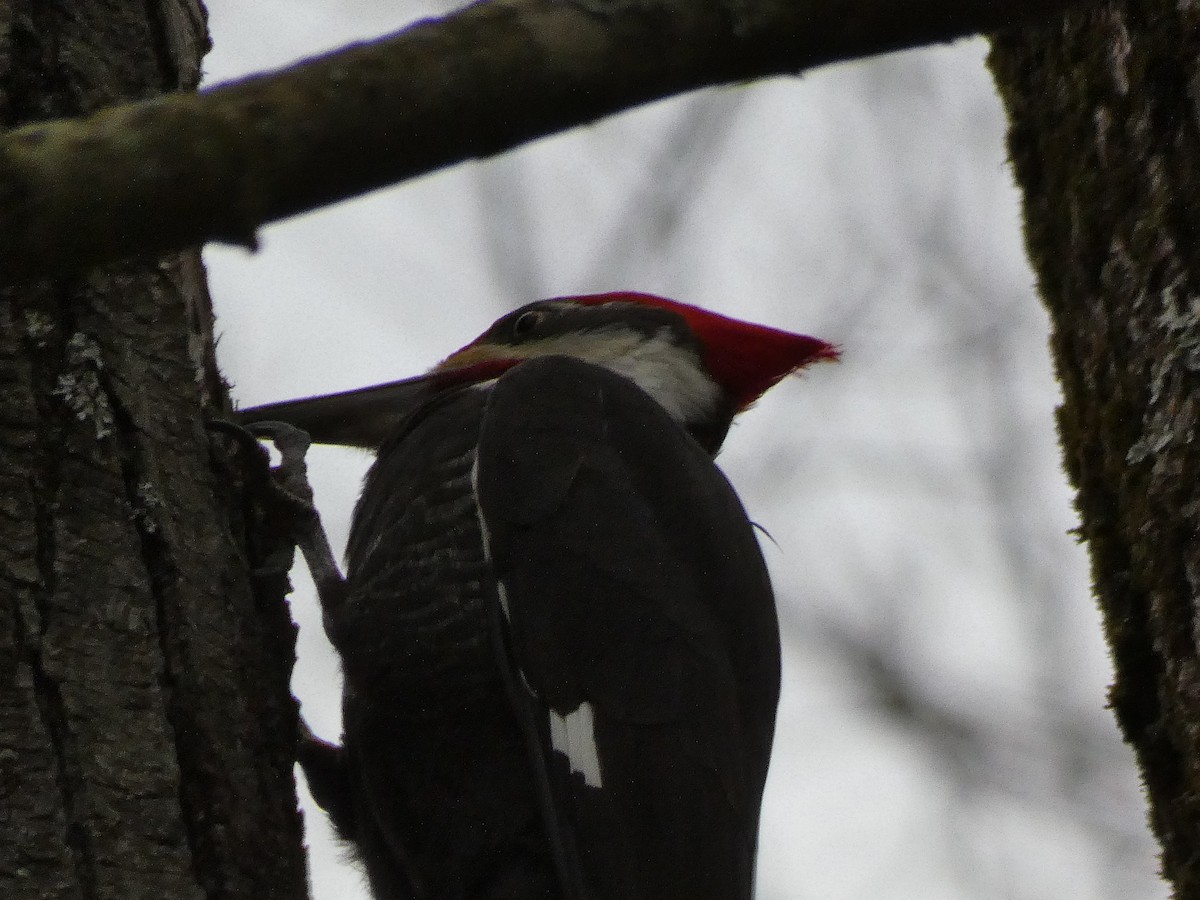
[990,1,1200,895]
[0,3,307,899]
[0,0,1097,287]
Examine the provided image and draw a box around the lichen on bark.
[990,1,1200,893]
[0,3,306,899]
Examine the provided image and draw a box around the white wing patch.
[549,701,603,788]
[473,430,604,789]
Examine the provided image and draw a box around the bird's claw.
[242,420,318,509]
[209,417,318,513]
[244,420,313,461]
[211,416,348,619]
[207,418,271,460]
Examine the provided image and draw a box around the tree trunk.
[990,2,1200,895]
[0,3,307,899]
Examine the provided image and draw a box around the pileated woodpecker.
[239,292,835,900]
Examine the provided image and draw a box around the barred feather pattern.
[340,405,497,704]
[330,388,560,899]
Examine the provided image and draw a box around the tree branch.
[0,0,1093,286]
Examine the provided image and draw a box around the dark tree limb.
[0,0,1095,286]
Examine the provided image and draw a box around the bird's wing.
[475,356,780,900]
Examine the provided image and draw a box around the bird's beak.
[237,357,518,449]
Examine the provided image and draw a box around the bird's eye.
[512,310,545,340]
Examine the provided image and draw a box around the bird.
[238,291,836,900]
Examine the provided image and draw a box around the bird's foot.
[244,420,318,508]
[209,418,348,617]
[296,714,356,838]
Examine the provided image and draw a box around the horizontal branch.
[0,0,1091,286]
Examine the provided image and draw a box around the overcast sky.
[201,3,1165,898]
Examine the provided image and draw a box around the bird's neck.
[589,328,718,422]
[592,328,734,455]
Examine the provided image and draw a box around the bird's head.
[433,292,837,452]
[238,292,835,452]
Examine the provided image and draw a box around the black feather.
[303,357,779,899]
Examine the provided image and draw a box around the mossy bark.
[990,2,1200,894]
[0,3,307,899]
[0,0,1089,287]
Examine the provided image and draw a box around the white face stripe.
[471,454,513,627]
[444,325,721,426]
[549,701,603,788]
[596,327,721,425]
[470,453,493,560]
[470,454,552,705]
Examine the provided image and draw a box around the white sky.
[200,2,1165,898]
